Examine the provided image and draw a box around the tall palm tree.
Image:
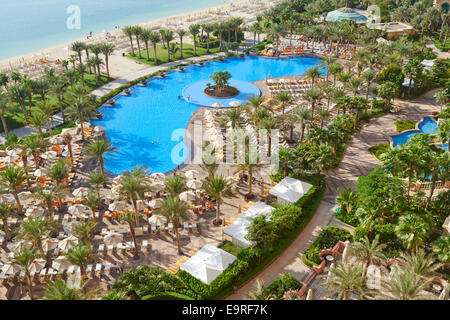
[328,63,344,88]
[305,66,322,89]
[19,216,54,258]
[267,23,285,52]
[13,248,37,300]
[44,278,99,300]
[261,118,278,157]
[101,43,115,78]
[317,106,330,129]
[87,171,106,208]
[176,29,187,59]
[323,262,365,300]
[37,102,56,137]
[395,214,430,252]
[161,30,174,61]
[165,174,187,197]
[362,70,376,100]
[233,152,265,198]
[275,91,291,126]
[70,41,85,65]
[20,135,49,169]
[85,192,100,233]
[221,108,243,129]
[65,96,95,140]
[139,29,152,61]
[9,84,29,121]
[303,88,322,118]
[202,175,233,225]
[28,110,47,141]
[119,210,141,259]
[160,197,189,254]
[32,186,62,217]
[85,138,118,179]
[199,155,219,180]
[189,24,201,56]
[308,143,333,175]
[65,244,91,283]
[0,165,27,214]
[49,77,67,120]
[0,92,12,136]
[48,158,70,187]
[293,106,311,142]
[351,235,387,276]
[132,26,143,59]
[0,202,13,240]
[149,31,161,64]
[123,26,135,56]
[202,24,214,53]
[246,95,265,114]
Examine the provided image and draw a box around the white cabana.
[269,177,313,205]
[187,179,203,189]
[185,170,200,179]
[180,244,237,285]
[223,202,275,248]
[421,59,435,70]
[402,77,415,88]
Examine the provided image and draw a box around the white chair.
[95,263,102,273]
[107,244,114,253]
[98,244,105,254]
[118,242,124,254]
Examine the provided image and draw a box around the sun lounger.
[118,242,124,253]
[95,264,102,273]
[98,244,105,254]
[142,240,148,251]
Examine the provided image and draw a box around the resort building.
[325,7,368,24]
[370,22,417,40]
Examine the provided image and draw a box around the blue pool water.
[391,117,448,151]
[91,56,323,174]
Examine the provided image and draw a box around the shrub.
[376,64,404,87]
[264,273,303,299]
[142,292,195,300]
[303,226,352,266]
[395,120,416,132]
[368,143,391,160]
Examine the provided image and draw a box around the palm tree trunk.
[80,115,85,140]
[248,170,253,196]
[426,180,436,208]
[216,201,221,224]
[129,37,135,56]
[175,224,182,254]
[1,115,9,136]
[2,220,10,240]
[136,37,142,59]
[27,274,35,300]
[180,38,183,59]
[145,44,150,61]
[193,36,197,56]
[37,240,45,258]
[57,96,65,121]
[153,44,158,64]
[129,223,139,259]
[301,124,305,142]
[13,191,23,215]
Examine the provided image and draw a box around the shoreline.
[0,0,274,72]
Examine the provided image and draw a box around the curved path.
[224,89,442,300]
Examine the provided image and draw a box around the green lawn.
[395,120,416,132]
[218,241,242,257]
[128,43,221,66]
[2,73,114,134]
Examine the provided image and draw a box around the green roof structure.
[325,7,368,23]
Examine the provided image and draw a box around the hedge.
[142,292,195,300]
[178,179,326,300]
[302,226,352,267]
[264,273,302,299]
[353,223,404,257]
[395,120,416,133]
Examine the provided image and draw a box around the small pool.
[92,56,323,174]
[418,117,439,134]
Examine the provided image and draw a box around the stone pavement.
[224,89,442,300]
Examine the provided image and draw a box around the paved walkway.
[224,89,442,300]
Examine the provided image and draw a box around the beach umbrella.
[29,259,46,274]
[6,148,22,157]
[18,191,32,202]
[33,168,47,177]
[61,150,70,157]
[61,128,77,136]
[0,194,15,204]
[41,238,58,252]
[25,206,45,217]
[212,102,222,108]
[184,170,200,179]
[110,185,121,194]
[48,135,63,145]
[68,204,87,216]
[10,240,33,253]
[63,221,79,236]
[136,200,147,211]
[1,262,21,276]
[148,214,167,226]
[112,175,123,184]
[93,126,105,133]
[71,135,83,142]
[2,155,18,164]
[150,172,166,181]
[52,256,71,272]
[148,198,164,209]
[150,181,165,192]
[108,201,127,212]
[187,179,203,189]
[229,101,241,107]
[72,187,88,198]
[58,236,78,252]
[103,232,123,246]
[179,191,196,202]
[41,150,57,160]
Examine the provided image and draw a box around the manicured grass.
[128,43,221,66]
[368,143,391,160]
[395,120,416,132]
[218,240,242,257]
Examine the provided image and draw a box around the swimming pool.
[91,56,323,175]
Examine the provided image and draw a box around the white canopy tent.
[269,177,313,205]
[180,244,236,285]
[223,202,275,248]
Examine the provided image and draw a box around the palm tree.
[293,106,311,142]
[139,29,152,61]
[161,30,174,61]
[37,102,56,137]
[13,248,37,299]
[70,41,85,65]
[395,214,430,252]
[73,220,97,253]
[328,63,344,88]
[66,244,91,282]
[85,138,118,179]
[32,186,62,217]
[123,26,135,56]
[21,135,49,169]
[374,269,434,300]
[28,110,47,141]
[303,88,322,118]
[87,171,106,208]
[261,118,277,157]
[221,108,243,129]
[44,278,99,300]
[323,262,365,300]
[177,29,187,59]
[165,174,187,197]
[19,216,54,258]
[320,55,337,83]
[48,158,70,187]
[351,235,387,276]
[246,95,265,114]
[215,22,226,49]
[276,91,291,126]
[118,210,141,259]
[132,26,143,59]
[160,197,189,254]
[65,96,95,140]
[401,249,442,280]
[233,152,265,198]
[362,70,376,100]
[0,92,12,136]
[118,165,150,227]
[9,84,29,121]
[267,23,285,52]
[189,24,201,56]
[101,43,115,78]
[245,279,273,300]
[317,106,330,129]
[0,165,27,214]
[149,31,161,64]
[199,154,219,180]
[202,175,233,225]
[348,77,363,97]
[85,192,100,233]
[432,236,450,269]
[434,89,448,112]
[305,66,322,89]
[308,143,334,175]
[0,202,13,240]
[49,78,67,120]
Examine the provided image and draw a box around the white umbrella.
[18,191,32,202]
[112,175,123,184]
[61,150,70,157]
[136,200,147,211]
[0,194,15,204]
[10,240,33,253]
[151,181,165,192]
[72,187,88,198]
[41,150,57,160]
[148,214,167,225]
[72,135,83,142]
[185,170,200,179]
[6,148,22,157]
[48,135,63,144]
[187,179,203,189]
[103,232,124,246]
[41,238,58,251]
[110,185,121,194]
[212,102,222,108]
[33,168,47,177]
[58,236,78,252]
[148,198,164,209]
[52,256,71,272]
[150,172,166,181]
[63,221,79,236]
[108,201,126,212]
[68,204,87,216]
[179,190,196,202]
[229,101,241,107]
[2,155,18,164]
[29,259,46,274]
[25,206,45,217]
[1,262,21,276]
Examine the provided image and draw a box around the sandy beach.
[0,0,277,79]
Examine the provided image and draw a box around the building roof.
[269,177,313,203]
[325,7,368,23]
